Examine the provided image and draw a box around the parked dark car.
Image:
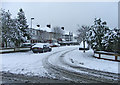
[31,43,52,53]
[50,43,60,47]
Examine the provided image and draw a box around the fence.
[94,51,120,62]
[0,47,31,54]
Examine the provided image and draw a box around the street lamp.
[30,18,34,43]
[31,18,34,29]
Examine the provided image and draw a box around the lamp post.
[30,18,34,43]
[31,18,34,29]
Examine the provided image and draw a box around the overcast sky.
[1,2,118,34]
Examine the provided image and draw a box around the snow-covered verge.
[1,51,49,77]
[64,49,119,74]
[0,46,78,77]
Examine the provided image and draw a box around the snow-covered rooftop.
[34,27,52,32]
[34,26,66,34]
[64,31,71,35]
[64,31,77,37]
[33,26,77,36]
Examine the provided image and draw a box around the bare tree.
[52,26,64,40]
[77,25,89,53]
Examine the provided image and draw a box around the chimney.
[61,27,64,30]
[37,25,40,27]
[46,24,51,28]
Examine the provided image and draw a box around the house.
[30,24,79,45]
[30,25,64,43]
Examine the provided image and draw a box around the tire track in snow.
[59,49,119,83]
[43,48,102,83]
[43,47,119,83]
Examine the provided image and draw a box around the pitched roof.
[34,27,52,32]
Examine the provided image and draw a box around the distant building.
[62,31,73,41]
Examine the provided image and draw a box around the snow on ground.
[1,51,49,77]
[0,46,77,77]
[48,46,79,66]
[0,45,119,78]
[64,49,119,74]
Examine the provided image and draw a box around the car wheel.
[49,49,52,52]
[39,50,43,53]
[33,51,38,53]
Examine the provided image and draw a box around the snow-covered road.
[0,45,119,83]
[43,47,119,83]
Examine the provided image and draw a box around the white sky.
[1,0,118,34]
